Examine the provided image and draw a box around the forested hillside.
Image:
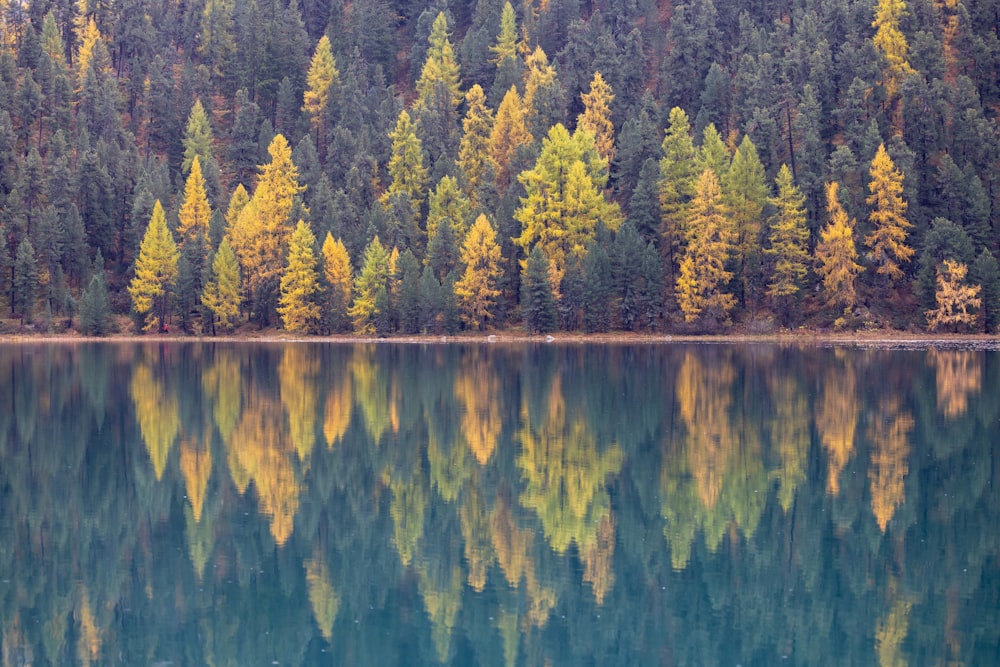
[0,0,998,334]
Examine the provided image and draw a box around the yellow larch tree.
[380,109,429,221]
[490,1,518,64]
[925,259,981,331]
[576,71,616,165]
[489,86,533,193]
[454,214,503,330]
[321,232,353,333]
[815,181,863,309]
[456,84,495,207]
[278,219,321,334]
[176,155,212,249]
[302,34,339,149]
[201,236,242,332]
[675,169,736,323]
[872,0,915,100]
[129,200,179,332]
[865,143,914,281]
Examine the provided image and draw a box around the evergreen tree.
[659,107,698,280]
[637,241,664,329]
[915,218,975,310]
[724,134,769,309]
[970,249,1000,333]
[766,165,810,307]
[278,220,321,333]
[350,235,392,334]
[583,241,613,332]
[865,143,914,281]
[612,221,646,330]
[427,175,473,249]
[456,84,495,208]
[321,232,353,334]
[520,245,558,333]
[78,256,112,336]
[129,200,180,332]
[201,236,242,334]
[426,213,460,281]
[13,239,39,325]
[629,158,664,243]
[418,264,443,331]
[455,213,503,330]
[380,110,429,223]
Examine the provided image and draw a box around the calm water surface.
[0,342,997,666]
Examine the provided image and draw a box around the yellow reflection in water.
[456,349,502,465]
[816,351,858,496]
[130,360,178,481]
[305,548,339,641]
[868,396,914,532]
[931,349,982,418]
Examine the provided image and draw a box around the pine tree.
[675,169,736,323]
[395,248,422,333]
[925,259,980,331]
[182,99,214,175]
[129,200,180,332]
[278,220,321,333]
[815,182,863,310]
[576,71,616,165]
[521,245,557,333]
[78,258,112,336]
[766,165,810,303]
[13,239,39,325]
[426,209,461,281]
[455,214,503,329]
[350,235,392,334]
[456,84,494,207]
[865,143,914,281]
[321,232,353,333]
[302,34,339,150]
[971,249,1000,333]
[201,236,242,333]
[177,156,213,249]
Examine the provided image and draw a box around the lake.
[0,341,997,665]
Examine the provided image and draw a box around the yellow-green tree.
[201,236,242,332]
[321,232,353,333]
[278,220,321,333]
[766,164,810,302]
[350,235,392,334]
[177,155,212,249]
[576,71,615,165]
[380,110,429,221]
[675,169,736,323]
[456,84,494,206]
[182,99,214,175]
[490,1,518,64]
[129,200,180,332]
[489,86,533,193]
[815,181,863,309]
[925,259,981,331]
[514,124,621,287]
[872,0,915,100]
[865,143,913,281]
[415,12,462,110]
[659,107,699,278]
[302,34,339,150]
[455,214,503,329]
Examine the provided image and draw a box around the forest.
[0,0,999,334]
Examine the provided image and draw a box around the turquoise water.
[0,342,997,665]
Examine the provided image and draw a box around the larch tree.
[415,12,462,110]
[380,109,430,222]
[659,107,699,280]
[514,124,621,289]
[766,164,810,303]
[489,86,533,193]
[925,259,981,331]
[201,235,241,333]
[321,232,353,333]
[865,143,914,282]
[427,175,473,249]
[723,135,769,308]
[576,71,615,165]
[129,200,180,332]
[350,235,392,334]
[675,169,736,323]
[456,84,494,207]
[182,99,214,176]
[278,220,321,333]
[302,34,339,152]
[872,0,915,100]
[490,1,518,65]
[455,213,503,330]
[815,181,863,310]
[228,134,305,325]
[176,155,212,249]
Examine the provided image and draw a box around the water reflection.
[0,342,998,665]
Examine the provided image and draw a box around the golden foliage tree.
[302,34,339,148]
[380,109,429,221]
[201,236,242,332]
[129,200,179,332]
[866,143,914,281]
[454,214,503,330]
[872,0,915,100]
[321,232,353,333]
[576,71,616,165]
[176,155,212,249]
[675,169,736,323]
[815,181,863,309]
[456,84,494,206]
[278,220,321,333]
[489,86,533,193]
[925,259,981,331]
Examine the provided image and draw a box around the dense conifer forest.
[0,0,999,334]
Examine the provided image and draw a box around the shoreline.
[2,329,1000,348]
